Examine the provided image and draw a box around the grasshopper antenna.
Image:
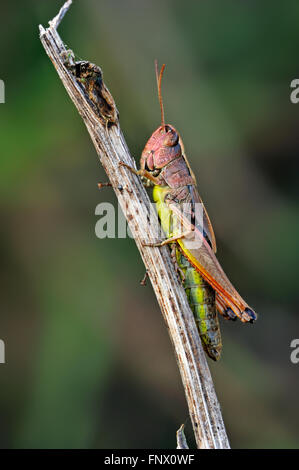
[155,60,166,130]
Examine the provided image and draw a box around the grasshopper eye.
[171,131,179,145]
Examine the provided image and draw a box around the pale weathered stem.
[39,1,230,449]
[176,424,189,449]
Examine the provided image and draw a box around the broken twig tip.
[48,0,73,30]
[39,24,45,36]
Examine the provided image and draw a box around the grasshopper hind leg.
[243,307,257,323]
[216,295,237,321]
[216,293,257,323]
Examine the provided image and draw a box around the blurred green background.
[0,0,298,449]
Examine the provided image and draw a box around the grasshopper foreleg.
[119,161,161,186]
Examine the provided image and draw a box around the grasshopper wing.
[188,184,217,254]
[168,199,257,323]
[178,133,217,253]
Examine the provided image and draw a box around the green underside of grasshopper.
[152,185,222,361]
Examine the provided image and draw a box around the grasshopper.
[120,62,257,361]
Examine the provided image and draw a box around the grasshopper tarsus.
[97,182,129,194]
[97,182,112,190]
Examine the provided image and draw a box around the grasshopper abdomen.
[176,248,222,361]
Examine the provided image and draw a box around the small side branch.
[176,424,189,449]
[39,1,230,449]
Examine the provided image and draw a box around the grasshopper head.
[156,124,179,147]
[141,124,181,170]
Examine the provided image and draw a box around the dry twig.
[39,0,230,449]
